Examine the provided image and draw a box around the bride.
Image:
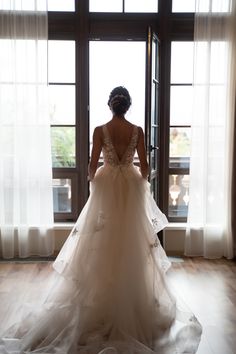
[0,86,202,354]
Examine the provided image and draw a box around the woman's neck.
[112,114,125,120]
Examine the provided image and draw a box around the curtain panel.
[0,1,54,258]
[185,0,236,259]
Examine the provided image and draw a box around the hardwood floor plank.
[168,257,236,354]
[0,257,235,353]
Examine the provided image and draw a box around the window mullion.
[47,0,194,223]
[76,0,89,214]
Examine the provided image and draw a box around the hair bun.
[108,86,131,115]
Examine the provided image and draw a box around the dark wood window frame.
[0,0,194,222]
[48,0,194,222]
[0,3,229,223]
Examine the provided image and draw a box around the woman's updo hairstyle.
[108,86,132,115]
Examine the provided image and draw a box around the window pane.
[49,85,75,125]
[151,178,158,199]
[125,0,158,13]
[211,0,231,12]
[53,179,72,213]
[171,42,194,84]
[169,127,191,168]
[151,85,158,125]
[151,149,158,171]
[209,85,227,126]
[48,0,75,12]
[0,39,47,84]
[168,174,189,218]
[0,0,46,10]
[195,0,231,12]
[210,41,228,85]
[152,40,159,80]
[89,41,145,154]
[51,127,75,167]
[151,125,158,147]
[90,0,122,12]
[48,41,75,83]
[170,86,193,125]
[194,41,228,85]
[172,0,195,12]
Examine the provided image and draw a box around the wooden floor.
[168,257,236,354]
[0,257,236,353]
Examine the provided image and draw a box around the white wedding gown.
[0,124,202,354]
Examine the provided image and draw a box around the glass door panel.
[145,27,160,203]
[89,41,146,157]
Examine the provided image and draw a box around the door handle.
[149,145,159,152]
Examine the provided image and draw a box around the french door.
[89,33,161,201]
[89,33,161,199]
[145,27,161,204]
[145,27,164,244]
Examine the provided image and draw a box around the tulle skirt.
[0,164,202,353]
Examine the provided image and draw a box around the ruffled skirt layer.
[0,165,202,353]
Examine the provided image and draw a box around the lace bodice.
[102,124,138,166]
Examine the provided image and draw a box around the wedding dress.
[0,124,202,354]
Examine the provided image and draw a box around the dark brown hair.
[108,86,132,115]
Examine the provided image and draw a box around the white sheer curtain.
[0,1,54,258]
[185,0,236,259]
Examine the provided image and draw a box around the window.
[1,1,228,223]
[89,41,145,155]
[53,179,72,213]
[125,0,158,13]
[89,0,158,13]
[172,0,195,13]
[0,1,197,223]
[48,0,195,222]
[169,41,194,220]
[89,0,122,12]
[172,0,231,13]
[48,0,75,12]
[0,1,47,10]
[48,40,76,168]
[48,40,77,219]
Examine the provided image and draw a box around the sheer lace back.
[102,124,138,166]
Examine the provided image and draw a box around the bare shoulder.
[137,126,144,132]
[94,124,104,131]
[94,124,105,133]
[93,125,104,141]
[137,126,144,138]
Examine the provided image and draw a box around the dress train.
[0,124,202,353]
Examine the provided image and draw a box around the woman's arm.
[88,127,102,181]
[137,126,149,179]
